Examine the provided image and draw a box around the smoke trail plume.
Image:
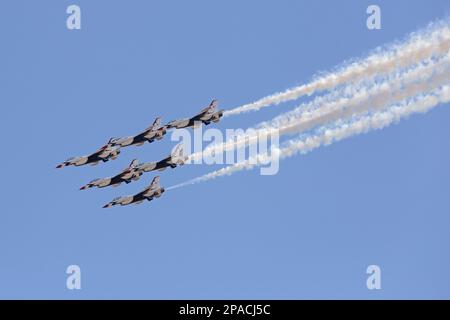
[224,19,450,117]
[190,53,450,163]
[168,85,450,190]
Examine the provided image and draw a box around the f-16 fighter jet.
[103,176,165,208]
[79,159,141,190]
[134,143,187,173]
[110,117,167,148]
[56,138,121,169]
[166,99,224,129]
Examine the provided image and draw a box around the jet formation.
[56,100,224,208]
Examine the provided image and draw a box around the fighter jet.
[134,143,187,173]
[79,159,141,190]
[166,99,224,129]
[56,138,121,169]
[110,117,167,148]
[103,176,165,208]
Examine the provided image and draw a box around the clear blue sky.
[1,0,449,299]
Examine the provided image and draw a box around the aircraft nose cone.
[102,204,110,208]
[80,185,87,190]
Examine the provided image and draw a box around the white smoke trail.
[274,60,450,135]
[259,53,450,130]
[224,19,450,117]
[190,53,450,162]
[168,85,450,190]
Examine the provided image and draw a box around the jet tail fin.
[199,99,218,114]
[209,99,218,109]
[170,143,184,160]
[145,117,161,131]
[129,159,139,168]
[153,117,161,127]
[149,176,160,189]
[95,138,113,152]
